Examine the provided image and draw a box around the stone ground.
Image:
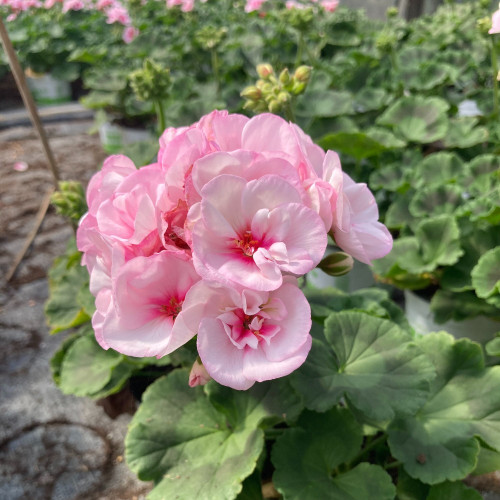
[0,118,152,499]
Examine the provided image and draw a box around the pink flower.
[321,0,338,12]
[76,155,169,287]
[105,4,131,25]
[245,0,266,13]
[189,359,211,387]
[490,4,500,34]
[122,25,139,43]
[190,173,327,291]
[189,279,312,390]
[62,0,84,12]
[94,251,201,357]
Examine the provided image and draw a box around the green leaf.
[426,481,482,500]
[45,252,91,334]
[443,118,489,149]
[388,332,500,484]
[235,471,263,500]
[353,88,391,113]
[365,127,406,149]
[305,287,411,332]
[50,331,85,386]
[396,469,429,500]
[370,164,410,192]
[441,226,500,293]
[59,333,130,398]
[409,184,463,218]
[471,247,500,300]
[412,152,466,188]
[385,194,416,230]
[372,238,433,290]
[468,154,500,178]
[126,370,297,500]
[472,445,500,476]
[400,216,463,274]
[292,312,435,420]
[377,96,449,143]
[272,408,395,500]
[486,337,500,357]
[317,132,386,161]
[296,90,354,118]
[430,290,500,324]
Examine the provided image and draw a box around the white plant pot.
[26,74,71,105]
[98,122,152,154]
[307,255,375,293]
[404,290,500,343]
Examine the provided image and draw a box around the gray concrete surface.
[0,118,152,500]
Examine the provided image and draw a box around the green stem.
[155,100,166,136]
[491,37,499,117]
[348,433,387,467]
[384,460,402,470]
[296,32,304,66]
[211,48,220,96]
[284,101,296,123]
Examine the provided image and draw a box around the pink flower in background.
[62,0,84,12]
[490,4,500,34]
[190,174,327,291]
[245,0,266,13]
[189,279,312,390]
[105,3,131,25]
[321,0,338,12]
[122,25,139,43]
[94,251,200,357]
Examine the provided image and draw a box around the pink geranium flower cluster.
[77,111,392,390]
[1,0,138,43]
[245,0,338,14]
[165,0,207,13]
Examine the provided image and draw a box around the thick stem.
[155,100,166,136]
[211,48,220,96]
[295,32,304,66]
[284,101,296,123]
[491,37,499,117]
[347,433,387,468]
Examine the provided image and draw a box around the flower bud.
[268,99,282,113]
[317,252,354,277]
[294,65,312,83]
[51,181,87,222]
[290,81,306,95]
[189,359,211,387]
[279,68,291,85]
[240,85,262,101]
[477,16,492,35]
[386,6,398,19]
[277,91,290,104]
[257,63,274,79]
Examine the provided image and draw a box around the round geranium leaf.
[388,332,500,485]
[409,184,463,218]
[426,481,483,500]
[59,331,131,398]
[443,118,489,149]
[317,131,386,161]
[126,369,303,500]
[272,408,395,500]
[471,247,500,300]
[291,311,435,420]
[377,96,449,143]
[412,152,466,188]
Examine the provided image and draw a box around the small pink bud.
[189,359,211,387]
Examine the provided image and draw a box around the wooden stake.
[4,187,55,283]
[0,16,60,186]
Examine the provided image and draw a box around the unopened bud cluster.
[477,16,492,35]
[194,26,228,50]
[129,59,171,102]
[241,63,312,114]
[51,181,87,222]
